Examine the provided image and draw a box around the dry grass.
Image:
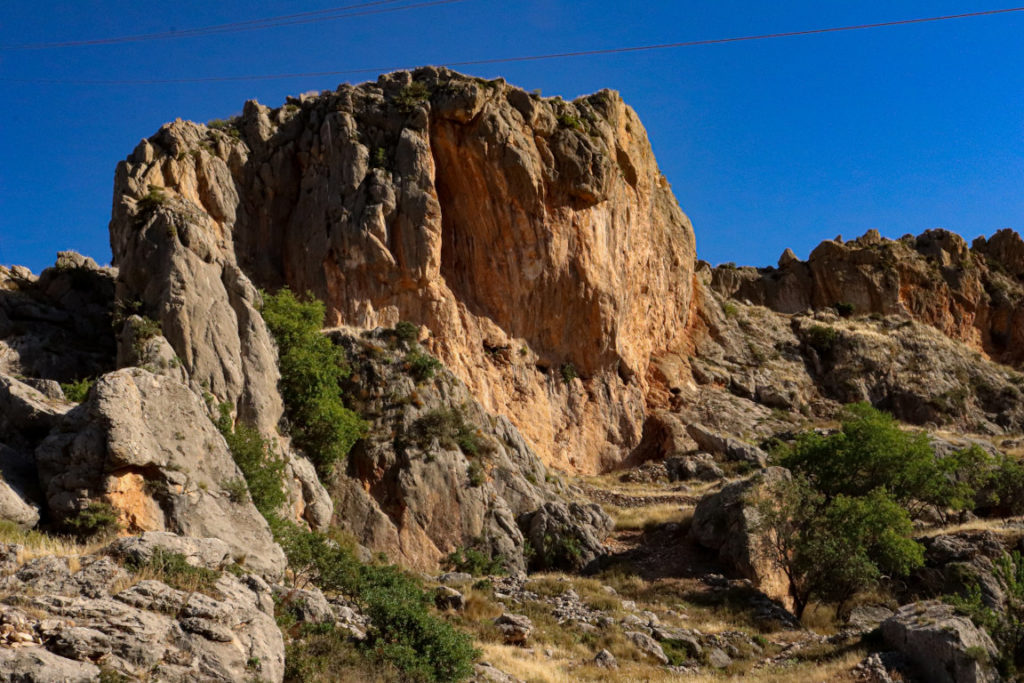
[0,520,105,569]
[603,503,692,531]
[918,516,1022,538]
[478,643,866,683]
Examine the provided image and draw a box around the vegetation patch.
[262,288,368,477]
[64,501,121,540]
[404,347,443,383]
[805,324,838,354]
[60,377,94,403]
[410,407,491,457]
[273,522,479,681]
[215,403,288,518]
[446,546,506,577]
[125,547,222,595]
[758,403,998,618]
[394,82,431,112]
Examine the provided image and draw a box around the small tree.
[757,476,924,619]
[779,402,991,517]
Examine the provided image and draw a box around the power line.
[3,5,1023,85]
[0,0,468,50]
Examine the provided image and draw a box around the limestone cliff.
[710,228,1024,368]
[109,68,697,473]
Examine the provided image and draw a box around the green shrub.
[216,404,288,518]
[834,302,856,317]
[946,552,1024,673]
[720,302,738,317]
[65,501,121,539]
[394,82,431,112]
[371,147,388,169]
[445,546,506,576]
[756,477,923,619]
[467,460,485,487]
[560,362,577,385]
[262,288,367,477]
[361,569,478,682]
[393,321,419,345]
[758,403,1001,619]
[60,377,94,403]
[557,113,583,131]
[410,407,489,456]
[404,347,443,383]
[778,403,991,514]
[138,184,166,212]
[125,547,222,594]
[222,477,250,505]
[273,520,478,681]
[805,324,838,354]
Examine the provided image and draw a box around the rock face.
[329,328,611,572]
[710,228,1024,369]
[881,601,1000,683]
[0,252,116,383]
[0,537,285,682]
[690,467,793,608]
[35,368,285,577]
[109,68,697,473]
[678,263,1024,439]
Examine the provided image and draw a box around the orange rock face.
[110,68,697,473]
[710,228,1024,369]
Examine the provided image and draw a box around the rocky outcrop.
[109,68,697,473]
[0,252,116,384]
[681,267,1024,437]
[35,368,285,577]
[0,537,284,682]
[330,328,611,573]
[881,601,1000,683]
[690,467,792,608]
[518,501,613,572]
[709,228,1024,369]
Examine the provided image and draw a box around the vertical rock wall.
[110,68,697,473]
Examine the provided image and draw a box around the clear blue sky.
[2,1,1023,273]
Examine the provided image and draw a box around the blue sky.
[2,1,1023,273]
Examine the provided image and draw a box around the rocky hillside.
[4,69,1024,682]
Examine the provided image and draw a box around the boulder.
[105,532,233,571]
[495,614,533,645]
[35,368,285,577]
[625,630,669,664]
[881,601,999,683]
[434,585,466,611]
[518,501,612,571]
[0,252,117,384]
[0,647,99,683]
[593,648,618,669]
[665,453,724,482]
[690,467,792,608]
[0,542,285,682]
[685,423,768,467]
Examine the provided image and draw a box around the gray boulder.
[625,630,668,664]
[690,467,792,608]
[686,423,768,467]
[665,453,724,482]
[106,532,233,571]
[518,501,612,571]
[35,368,285,577]
[0,647,99,682]
[881,601,999,683]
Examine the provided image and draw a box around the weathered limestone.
[109,68,698,473]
